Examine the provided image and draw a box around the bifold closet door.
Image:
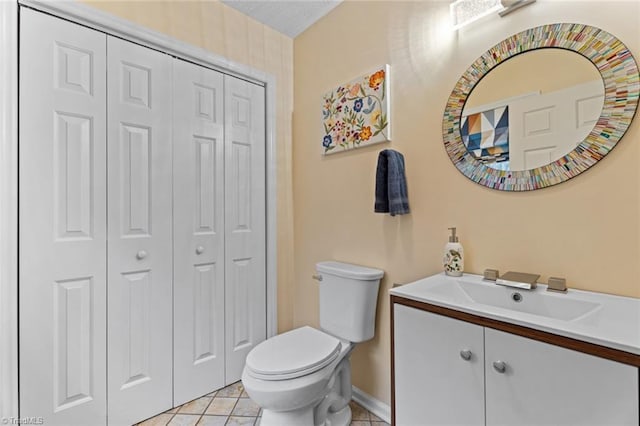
[173,59,226,405]
[19,9,107,426]
[224,75,267,382]
[107,36,173,425]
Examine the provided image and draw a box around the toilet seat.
[245,326,342,381]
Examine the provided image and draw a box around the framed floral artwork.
[321,65,391,155]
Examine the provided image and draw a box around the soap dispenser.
[443,227,464,277]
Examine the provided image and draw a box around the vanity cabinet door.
[394,304,484,426]
[485,328,639,426]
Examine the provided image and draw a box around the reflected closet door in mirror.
[461,49,604,172]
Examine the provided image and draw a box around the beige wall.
[82,0,295,332]
[293,0,640,405]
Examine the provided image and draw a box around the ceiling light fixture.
[450,0,536,30]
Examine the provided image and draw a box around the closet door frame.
[1,0,278,419]
[0,1,19,421]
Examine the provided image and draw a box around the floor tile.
[349,401,370,420]
[216,382,244,397]
[178,396,213,415]
[167,414,200,426]
[205,397,237,416]
[226,416,256,426]
[133,381,383,426]
[196,415,228,426]
[138,413,174,426]
[231,398,261,417]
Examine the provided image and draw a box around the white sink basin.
[428,279,600,321]
[391,273,640,355]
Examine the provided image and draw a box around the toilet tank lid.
[316,261,384,280]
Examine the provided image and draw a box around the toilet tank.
[316,261,384,342]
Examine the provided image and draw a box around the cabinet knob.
[136,250,147,260]
[459,350,472,361]
[492,360,507,373]
[196,246,205,255]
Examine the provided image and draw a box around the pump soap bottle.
[443,227,464,277]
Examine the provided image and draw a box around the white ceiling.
[220,0,343,38]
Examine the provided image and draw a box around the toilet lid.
[245,326,342,380]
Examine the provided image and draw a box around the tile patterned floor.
[136,382,389,426]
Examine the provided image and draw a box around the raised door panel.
[53,278,94,410]
[485,328,639,426]
[107,36,173,426]
[120,124,151,235]
[19,9,107,426]
[224,76,266,383]
[394,305,484,426]
[509,79,603,170]
[173,58,226,405]
[510,100,565,170]
[119,271,152,389]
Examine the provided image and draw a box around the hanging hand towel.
[374,149,410,216]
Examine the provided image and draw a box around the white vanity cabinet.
[394,304,484,426]
[392,301,640,426]
[485,328,639,426]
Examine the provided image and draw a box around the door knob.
[136,250,147,260]
[196,246,205,255]
[459,350,472,361]
[492,360,507,373]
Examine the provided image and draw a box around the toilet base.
[257,355,353,426]
[259,404,351,426]
[325,404,351,426]
[260,406,314,426]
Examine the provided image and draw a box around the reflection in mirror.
[461,49,604,172]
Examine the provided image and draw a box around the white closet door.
[224,76,267,382]
[19,9,107,426]
[107,36,173,425]
[173,58,226,405]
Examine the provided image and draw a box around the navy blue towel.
[374,149,410,216]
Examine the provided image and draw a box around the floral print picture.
[321,65,391,154]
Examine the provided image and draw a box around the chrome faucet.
[484,269,568,293]
[484,269,540,290]
[547,277,567,293]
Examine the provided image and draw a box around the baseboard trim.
[352,385,391,424]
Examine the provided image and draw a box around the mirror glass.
[461,49,604,172]
[442,23,640,191]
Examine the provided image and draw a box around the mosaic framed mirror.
[442,23,639,191]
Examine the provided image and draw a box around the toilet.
[242,261,384,426]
